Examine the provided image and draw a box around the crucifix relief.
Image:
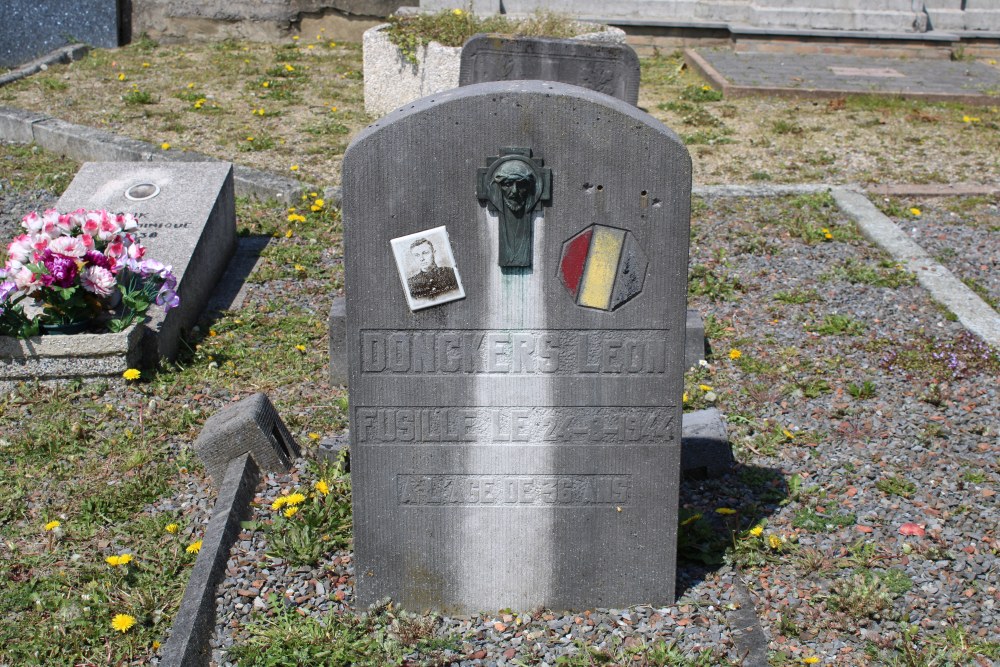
[477,147,552,268]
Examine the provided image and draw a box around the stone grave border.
[156,183,998,666]
[0,105,317,204]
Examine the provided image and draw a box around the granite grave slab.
[56,162,236,361]
[0,0,123,69]
[460,35,641,106]
[343,80,691,613]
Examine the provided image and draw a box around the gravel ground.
[884,196,1000,308]
[202,192,998,666]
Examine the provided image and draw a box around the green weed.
[773,288,819,304]
[847,380,877,399]
[824,258,917,288]
[876,475,917,498]
[811,313,866,336]
[688,264,742,301]
[792,507,856,532]
[121,88,155,105]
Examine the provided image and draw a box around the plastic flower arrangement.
[0,208,179,337]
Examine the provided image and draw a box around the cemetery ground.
[0,36,997,667]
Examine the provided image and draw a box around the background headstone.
[343,80,691,613]
[57,162,236,361]
[460,35,641,107]
[0,1,124,69]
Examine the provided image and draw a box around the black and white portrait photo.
[391,226,465,310]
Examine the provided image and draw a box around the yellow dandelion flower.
[452,8,464,15]
[329,42,336,48]
[106,554,133,567]
[209,330,217,337]
[118,73,126,81]
[284,506,300,518]
[680,513,702,526]
[111,613,136,633]
[314,479,330,496]
[165,523,179,534]
[284,64,295,72]
[330,106,337,112]
[295,344,306,352]
[729,349,742,360]
[803,658,820,665]
[292,35,300,41]
[185,540,202,554]
[749,525,764,537]
[768,534,782,549]
[682,392,689,403]
[160,142,171,150]
[308,432,321,441]
[271,496,289,510]
[285,492,307,506]
[44,520,60,531]
[307,44,315,50]
[187,82,194,88]
[962,115,981,123]
[153,640,161,650]
[262,81,270,88]
[285,229,293,238]
[286,213,306,223]
[123,368,141,381]
[698,384,713,392]
[715,507,737,515]
[909,207,921,216]
[294,264,305,272]
[783,429,795,439]
[290,164,299,171]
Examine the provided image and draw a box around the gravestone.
[343,80,690,612]
[56,162,236,361]
[460,35,641,107]
[0,1,124,69]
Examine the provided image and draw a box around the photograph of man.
[407,237,459,300]
[390,226,466,311]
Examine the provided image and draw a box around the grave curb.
[0,105,307,203]
[159,453,260,667]
[0,44,91,87]
[831,187,1000,347]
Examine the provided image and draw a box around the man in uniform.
[407,237,459,300]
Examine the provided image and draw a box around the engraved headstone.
[57,162,236,360]
[343,80,690,612]
[459,35,641,107]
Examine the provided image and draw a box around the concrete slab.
[687,48,1000,105]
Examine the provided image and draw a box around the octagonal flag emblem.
[559,224,648,311]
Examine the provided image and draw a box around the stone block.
[343,80,691,612]
[329,296,347,386]
[459,35,640,106]
[192,393,300,487]
[0,0,122,69]
[0,324,144,381]
[680,408,733,479]
[31,119,154,163]
[56,162,236,360]
[685,308,706,368]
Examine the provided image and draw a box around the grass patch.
[875,475,917,498]
[792,507,856,532]
[688,264,742,301]
[823,258,917,288]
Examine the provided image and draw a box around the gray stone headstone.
[0,1,123,69]
[57,162,236,361]
[460,35,641,107]
[343,80,691,613]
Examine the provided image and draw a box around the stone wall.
[132,0,416,43]
[421,0,1000,34]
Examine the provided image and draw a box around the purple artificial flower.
[155,287,180,312]
[84,250,113,272]
[39,250,79,288]
[0,280,15,304]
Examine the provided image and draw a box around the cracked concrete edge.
[831,187,1000,347]
[0,105,308,203]
[159,452,260,667]
[727,570,770,667]
[693,183,832,198]
[0,44,91,87]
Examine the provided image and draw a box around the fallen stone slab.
[0,44,90,87]
[159,452,260,667]
[192,393,300,488]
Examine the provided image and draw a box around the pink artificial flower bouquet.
[0,208,179,337]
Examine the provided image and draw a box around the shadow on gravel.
[676,463,789,599]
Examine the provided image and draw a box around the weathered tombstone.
[56,162,236,361]
[460,35,641,107]
[0,1,124,69]
[343,80,690,612]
